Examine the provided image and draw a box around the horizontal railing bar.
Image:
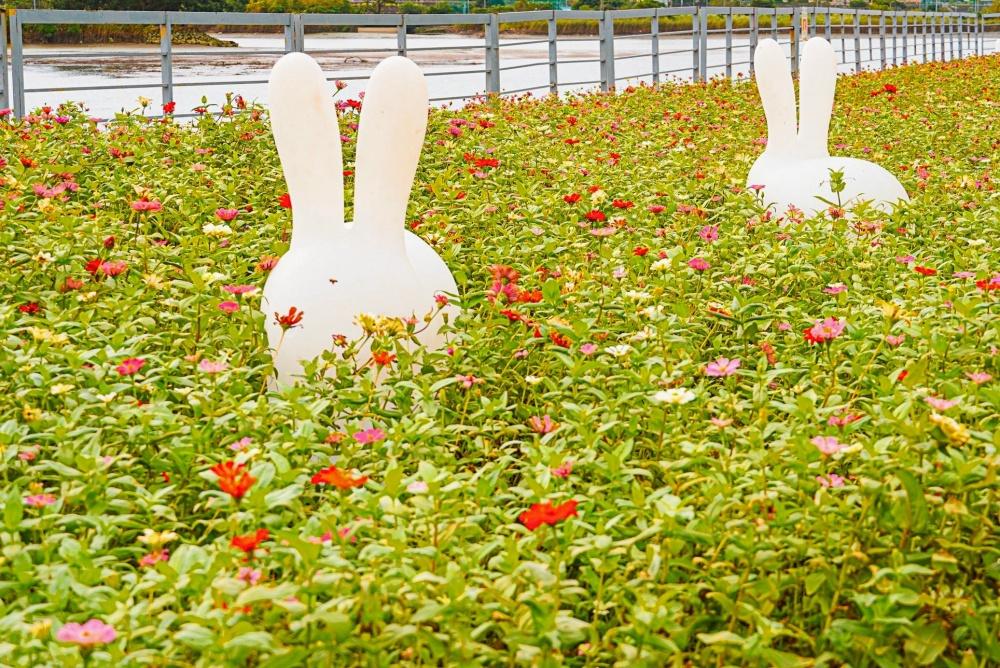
[554,57,601,65]
[558,79,602,86]
[500,84,548,95]
[423,68,486,77]
[26,82,158,93]
[171,11,290,25]
[498,39,551,48]
[172,79,269,87]
[24,50,161,59]
[429,92,484,102]
[613,52,653,62]
[498,61,547,72]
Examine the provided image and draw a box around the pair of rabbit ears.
[268,53,428,241]
[754,37,837,159]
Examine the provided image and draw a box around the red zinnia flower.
[612,199,634,209]
[230,529,269,555]
[162,101,176,114]
[311,466,368,489]
[585,210,606,222]
[211,460,256,500]
[18,302,41,314]
[633,246,649,256]
[372,351,396,367]
[278,193,292,209]
[519,499,578,530]
[914,265,937,276]
[275,306,304,330]
[563,193,581,204]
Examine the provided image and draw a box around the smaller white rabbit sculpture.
[747,37,909,216]
[263,53,458,385]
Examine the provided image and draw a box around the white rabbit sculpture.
[263,53,458,385]
[747,37,909,216]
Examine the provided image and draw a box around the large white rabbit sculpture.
[263,53,458,385]
[748,37,909,216]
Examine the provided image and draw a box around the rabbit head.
[748,38,908,215]
[263,53,456,384]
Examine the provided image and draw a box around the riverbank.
[23,25,237,46]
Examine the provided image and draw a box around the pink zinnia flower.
[198,359,228,374]
[925,396,958,411]
[828,412,862,428]
[223,284,257,296]
[688,257,710,272]
[56,619,116,646]
[353,428,386,444]
[816,473,846,488]
[811,435,845,455]
[965,371,992,384]
[647,204,666,214]
[579,343,598,355]
[407,481,429,494]
[230,437,252,451]
[805,317,846,344]
[551,460,573,478]
[140,549,169,567]
[885,334,905,347]
[704,357,740,377]
[824,283,847,295]
[237,567,262,584]
[218,301,239,314]
[710,417,733,428]
[455,374,483,389]
[895,255,915,264]
[131,199,162,212]
[528,414,558,434]
[698,225,719,243]
[116,357,145,376]
[24,493,57,507]
[215,208,239,222]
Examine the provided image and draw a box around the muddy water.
[14,31,988,118]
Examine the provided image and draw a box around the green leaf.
[896,469,928,532]
[904,622,948,665]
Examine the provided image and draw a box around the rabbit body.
[263,52,457,385]
[748,155,909,216]
[748,37,909,216]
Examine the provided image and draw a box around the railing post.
[485,13,500,94]
[879,12,886,70]
[1,11,9,111]
[749,9,758,77]
[924,14,930,62]
[651,10,660,85]
[853,10,861,72]
[698,6,708,82]
[724,9,733,80]
[283,13,294,53]
[902,12,908,63]
[10,9,24,118]
[397,15,407,56]
[791,7,801,76]
[958,15,965,58]
[598,11,615,92]
[293,13,304,52]
[824,7,832,41]
[890,13,897,66]
[939,14,945,61]
[547,12,557,94]
[160,14,173,110]
[690,10,699,81]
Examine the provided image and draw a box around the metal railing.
[1,8,997,118]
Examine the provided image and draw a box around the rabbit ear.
[753,39,797,155]
[352,56,428,243]
[797,37,837,159]
[268,52,345,245]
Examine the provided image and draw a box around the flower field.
[1,54,999,666]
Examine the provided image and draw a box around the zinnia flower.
[230,528,269,555]
[210,460,256,500]
[116,357,145,376]
[311,466,368,489]
[55,619,116,646]
[704,357,740,377]
[519,499,578,530]
[811,435,845,455]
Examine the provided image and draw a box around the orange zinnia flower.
[211,460,256,500]
[311,466,368,490]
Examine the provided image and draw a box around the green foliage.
[0,55,998,666]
